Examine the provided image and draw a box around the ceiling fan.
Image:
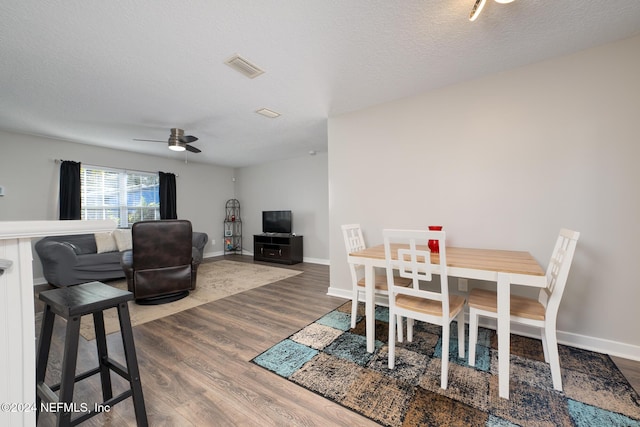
[134,128,202,153]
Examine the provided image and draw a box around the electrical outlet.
[458,278,468,292]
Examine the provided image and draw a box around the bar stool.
[36,281,148,426]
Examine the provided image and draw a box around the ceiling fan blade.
[134,130,199,152]
[133,138,165,143]
[180,135,198,143]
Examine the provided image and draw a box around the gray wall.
[0,131,236,280]
[235,152,329,264]
[328,35,640,358]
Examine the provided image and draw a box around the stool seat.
[36,281,148,426]
[39,280,133,317]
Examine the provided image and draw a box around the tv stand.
[254,234,303,265]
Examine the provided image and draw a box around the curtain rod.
[53,159,178,177]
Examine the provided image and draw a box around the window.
[81,165,160,227]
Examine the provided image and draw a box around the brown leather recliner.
[120,220,201,304]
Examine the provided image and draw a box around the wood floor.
[34,255,639,426]
[35,256,378,426]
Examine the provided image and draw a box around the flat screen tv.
[262,210,292,234]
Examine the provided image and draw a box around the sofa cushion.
[95,232,118,253]
[75,251,123,269]
[113,229,133,251]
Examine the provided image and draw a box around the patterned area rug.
[252,302,640,427]
[78,260,301,340]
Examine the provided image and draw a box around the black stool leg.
[57,315,81,427]
[93,310,113,402]
[36,305,56,422]
[117,301,148,427]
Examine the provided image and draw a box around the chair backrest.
[341,224,366,253]
[132,220,193,269]
[342,224,367,284]
[539,228,580,320]
[383,229,450,316]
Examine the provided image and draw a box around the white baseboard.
[473,317,640,362]
[326,286,640,362]
[303,257,330,265]
[328,287,355,300]
[203,250,224,258]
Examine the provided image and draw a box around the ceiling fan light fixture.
[469,0,487,21]
[168,138,186,152]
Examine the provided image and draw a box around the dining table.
[348,243,546,399]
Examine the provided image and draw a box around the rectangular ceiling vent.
[256,108,281,118]
[225,54,265,79]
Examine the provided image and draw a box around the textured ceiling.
[2,1,640,167]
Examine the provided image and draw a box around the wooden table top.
[349,244,546,277]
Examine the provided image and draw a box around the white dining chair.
[383,229,465,390]
[342,224,409,328]
[467,228,580,391]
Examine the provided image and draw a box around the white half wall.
[235,152,329,264]
[0,131,236,281]
[328,35,640,358]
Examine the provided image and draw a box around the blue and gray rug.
[252,302,640,426]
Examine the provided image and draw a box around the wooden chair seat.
[397,294,465,317]
[468,288,545,321]
[357,275,411,291]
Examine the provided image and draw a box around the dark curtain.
[59,160,81,220]
[159,171,177,219]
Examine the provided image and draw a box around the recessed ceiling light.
[256,108,281,118]
[225,54,265,79]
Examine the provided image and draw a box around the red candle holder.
[428,225,443,253]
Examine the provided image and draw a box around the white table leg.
[497,272,510,399]
[365,263,375,353]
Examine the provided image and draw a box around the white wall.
[235,152,329,263]
[328,35,640,358]
[0,131,236,281]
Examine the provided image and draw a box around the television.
[262,210,292,234]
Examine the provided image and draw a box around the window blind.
[80,165,160,227]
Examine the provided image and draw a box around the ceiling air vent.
[225,54,265,79]
[256,108,280,118]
